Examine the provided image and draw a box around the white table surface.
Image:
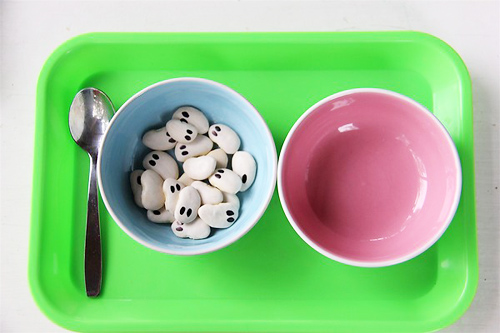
[1,0,499,332]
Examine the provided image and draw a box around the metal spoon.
[69,88,114,297]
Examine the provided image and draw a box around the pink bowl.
[278,89,462,267]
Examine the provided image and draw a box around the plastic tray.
[29,32,478,332]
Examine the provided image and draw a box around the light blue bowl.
[97,78,277,255]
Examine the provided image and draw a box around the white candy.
[147,208,174,223]
[166,119,198,144]
[191,181,223,205]
[175,135,213,162]
[142,126,176,151]
[140,170,165,210]
[207,149,228,169]
[198,192,240,229]
[143,151,179,180]
[208,124,240,154]
[162,178,185,213]
[183,156,216,180]
[222,192,240,207]
[173,106,209,134]
[130,170,144,208]
[208,168,242,194]
[232,151,256,192]
[171,218,211,240]
[177,173,195,186]
[174,186,201,224]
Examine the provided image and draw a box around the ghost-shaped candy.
[198,192,240,229]
[143,151,179,180]
[171,218,211,240]
[140,170,165,210]
[172,106,209,134]
[231,151,256,192]
[183,156,217,180]
[208,124,240,154]
[142,126,176,151]
[208,168,242,194]
[174,186,201,224]
[166,119,198,144]
[162,178,185,213]
[174,135,213,162]
[191,181,223,205]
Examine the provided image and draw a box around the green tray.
[29,32,478,332]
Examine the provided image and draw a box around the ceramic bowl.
[98,78,277,255]
[278,88,461,267]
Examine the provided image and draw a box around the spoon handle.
[85,154,102,297]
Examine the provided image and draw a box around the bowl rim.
[277,88,462,267]
[97,77,277,255]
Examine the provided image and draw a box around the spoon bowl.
[69,88,114,154]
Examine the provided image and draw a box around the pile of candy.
[130,106,256,239]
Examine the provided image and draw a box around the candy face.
[174,186,201,224]
[198,192,240,229]
[140,170,165,210]
[166,119,198,144]
[231,151,256,192]
[183,156,217,180]
[143,151,179,180]
[173,106,209,134]
[208,124,240,154]
[162,178,185,213]
[130,170,144,208]
[142,126,176,151]
[191,181,223,205]
[171,218,211,240]
[177,173,195,186]
[174,135,213,162]
[147,208,174,223]
[208,168,242,194]
[207,148,228,169]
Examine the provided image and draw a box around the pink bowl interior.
[280,91,461,266]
